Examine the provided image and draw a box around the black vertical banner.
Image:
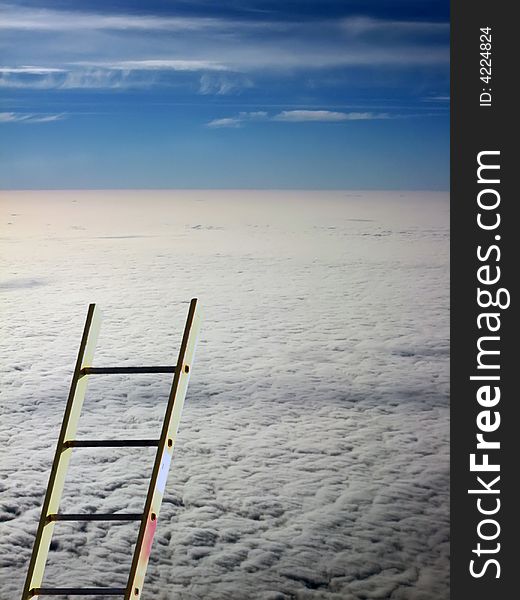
[451,1,517,598]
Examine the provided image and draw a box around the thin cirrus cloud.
[0,69,120,90]
[207,110,391,128]
[274,110,390,122]
[0,43,448,91]
[423,95,450,102]
[0,62,229,91]
[0,112,65,123]
[75,60,229,72]
[199,73,254,95]
[0,4,229,32]
[0,66,65,74]
[0,4,449,91]
[0,4,447,38]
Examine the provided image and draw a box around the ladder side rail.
[21,304,102,600]
[125,298,203,599]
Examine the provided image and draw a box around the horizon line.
[0,187,450,193]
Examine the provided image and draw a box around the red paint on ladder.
[142,518,158,561]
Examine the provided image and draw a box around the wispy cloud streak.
[0,4,449,93]
[199,73,253,95]
[207,110,392,128]
[0,5,230,32]
[207,109,391,127]
[0,112,65,123]
[274,110,390,122]
[0,66,65,74]
[76,60,229,72]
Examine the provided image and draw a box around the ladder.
[21,299,204,600]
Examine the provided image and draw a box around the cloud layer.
[0,190,450,599]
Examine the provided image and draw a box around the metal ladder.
[21,299,204,599]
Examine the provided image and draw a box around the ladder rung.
[30,589,126,596]
[64,439,160,448]
[81,366,176,375]
[47,513,143,522]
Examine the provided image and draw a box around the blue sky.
[0,1,449,189]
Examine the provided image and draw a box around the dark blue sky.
[0,1,449,189]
